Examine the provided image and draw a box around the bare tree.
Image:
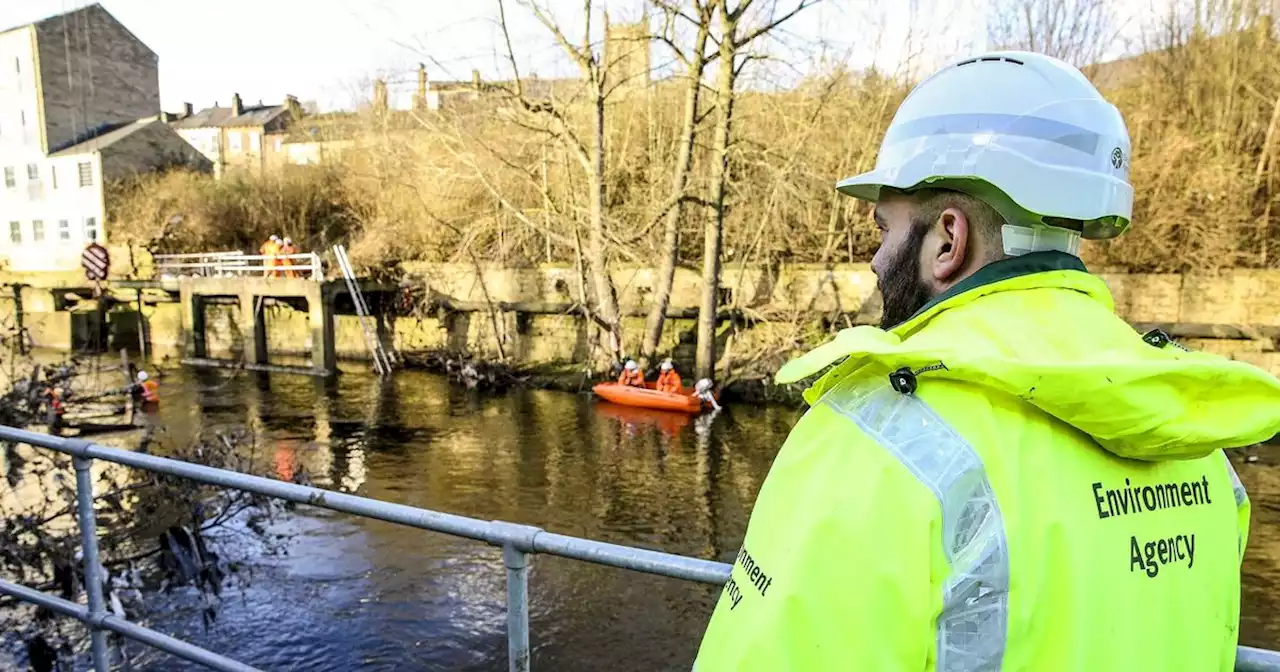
[640,0,716,365]
[987,0,1118,67]
[696,0,820,381]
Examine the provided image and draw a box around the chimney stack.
[285,94,302,120]
[231,93,243,117]
[373,79,389,114]
[416,63,428,109]
[182,102,193,119]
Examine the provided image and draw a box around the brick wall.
[34,5,160,153]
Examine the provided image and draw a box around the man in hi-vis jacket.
[694,51,1280,671]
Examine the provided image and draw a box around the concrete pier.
[178,276,338,376]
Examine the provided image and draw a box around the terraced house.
[0,3,207,273]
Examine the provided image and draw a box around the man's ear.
[931,207,969,284]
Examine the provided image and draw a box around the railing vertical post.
[504,544,531,672]
[73,456,110,672]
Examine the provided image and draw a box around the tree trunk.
[697,24,738,382]
[642,18,711,364]
[587,81,621,362]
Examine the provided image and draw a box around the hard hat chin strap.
[1001,224,1082,257]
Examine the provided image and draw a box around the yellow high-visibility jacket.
[694,252,1278,671]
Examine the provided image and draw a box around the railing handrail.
[154,251,245,260]
[0,423,1276,672]
[154,251,324,281]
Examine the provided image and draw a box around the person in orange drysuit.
[259,235,281,277]
[655,358,683,394]
[136,371,160,406]
[617,359,645,387]
[279,237,298,278]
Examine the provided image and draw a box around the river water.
[6,365,1280,669]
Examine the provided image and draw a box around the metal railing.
[155,251,323,281]
[0,424,1278,672]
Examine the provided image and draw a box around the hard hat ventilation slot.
[957,56,1025,68]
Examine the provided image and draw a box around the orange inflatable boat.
[592,382,709,414]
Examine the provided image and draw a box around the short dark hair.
[884,187,1007,257]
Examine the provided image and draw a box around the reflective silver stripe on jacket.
[1223,453,1248,558]
[823,376,1008,672]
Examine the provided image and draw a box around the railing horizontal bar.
[533,532,730,585]
[0,579,261,672]
[0,428,723,578]
[1239,647,1280,671]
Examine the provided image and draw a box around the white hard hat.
[137,371,149,381]
[283,237,293,244]
[269,234,280,241]
[624,360,638,371]
[660,359,673,371]
[838,51,1133,253]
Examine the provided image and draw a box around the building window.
[273,136,282,152]
[58,219,70,241]
[3,167,13,188]
[50,166,57,189]
[249,132,261,152]
[26,164,37,181]
[13,57,18,74]
[84,217,98,242]
[31,220,43,242]
[9,221,20,244]
[78,162,93,187]
[229,133,242,152]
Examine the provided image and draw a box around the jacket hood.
[776,254,1280,461]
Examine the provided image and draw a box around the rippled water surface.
[7,365,1280,669]
[123,367,795,671]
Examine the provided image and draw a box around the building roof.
[49,119,159,157]
[170,105,289,129]
[0,4,155,59]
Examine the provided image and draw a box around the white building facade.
[0,4,206,273]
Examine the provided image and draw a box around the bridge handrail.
[0,425,1275,672]
[153,251,245,260]
[155,252,323,281]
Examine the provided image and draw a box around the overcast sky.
[0,0,1170,113]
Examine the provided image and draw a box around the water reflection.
[115,367,794,671]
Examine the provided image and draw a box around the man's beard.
[877,222,935,330]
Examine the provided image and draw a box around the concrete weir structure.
[1,260,1279,380]
[177,276,337,375]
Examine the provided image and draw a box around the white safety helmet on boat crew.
[137,371,149,382]
[660,359,673,371]
[624,360,638,371]
[837,51,1133,256]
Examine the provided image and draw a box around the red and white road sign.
[81,243,110,281]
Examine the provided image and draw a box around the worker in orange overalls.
[136,371,160,407]
[655,358,683,394]
[617,359,645,387]
[279,237,298,278]
[259,235,281,277]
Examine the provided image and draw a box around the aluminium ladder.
[333,245,394,377]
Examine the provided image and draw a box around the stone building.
[0,4,207,273]
[170,94,300,177]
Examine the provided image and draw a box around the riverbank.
[3,261,1278,394]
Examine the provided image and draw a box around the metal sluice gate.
[0,425,1277,672]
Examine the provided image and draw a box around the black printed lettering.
[728,546,774,607]
[1093,475,1214,520]
[1130,533,1196,579]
